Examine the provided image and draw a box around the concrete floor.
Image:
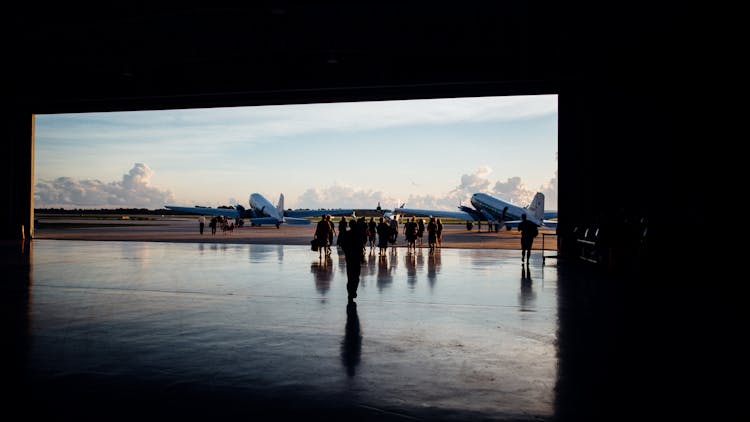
[0,239,714,421]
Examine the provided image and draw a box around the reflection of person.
[339,219,362,303]
[518,213,538,264]
[341,302,361,377]
[522,264,531,283]
[427,248,440,287]
[198,216,206,235]
[519,264,535,310]
[311,260,333,296]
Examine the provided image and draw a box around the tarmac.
[30,217,559,251]
[0,219,714,421]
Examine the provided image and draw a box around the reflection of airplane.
[166,193,389,228]
[394,192,557,230]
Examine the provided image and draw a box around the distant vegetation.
[35,208,189,216]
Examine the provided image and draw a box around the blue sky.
[34,94,558,211]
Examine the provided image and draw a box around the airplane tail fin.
[528,192,545,223]
[235,205,246,218]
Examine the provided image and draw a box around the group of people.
[402,217,443,253]
[198,215,243,235]
[313,214,452,304]
[312,214,364,303]
[315,212,540,304]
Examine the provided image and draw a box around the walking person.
[389,217,398,245]
[367,217,377,250]
[327,215,336,254]
[427,217,438,253]
[417,218,425,247]
[518,213,539,264]
[436,218,443,247]
[209,216,218,235]
[315,214,333,259]
[357,217,368,261]
[339,219,363,304]
[337,216,347,246]
[376,217,390,256]
[198,215,206,235]
[405,217,417,253]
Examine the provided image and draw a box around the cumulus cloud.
[539,170,558,211]
[34,163,174,209]
[297,185,399,210]
[293,166,558,213]
[489,173,558,210]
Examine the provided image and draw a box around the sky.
[33,94,558,212]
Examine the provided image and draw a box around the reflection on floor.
[0,239,705,421]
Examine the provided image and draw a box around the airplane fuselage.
[249,193,281,220]
[470,193,540,225]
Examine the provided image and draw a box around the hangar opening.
[31,94,558,238]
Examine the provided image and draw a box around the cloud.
[539,170,558,211]
[296,185,399,210]
[39,95,557,149]
[34,163,174,209]
[294,167,558,212]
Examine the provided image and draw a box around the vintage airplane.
[166,193,389,228]
[393,192,557,230]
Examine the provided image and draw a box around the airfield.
[32,215,558,251]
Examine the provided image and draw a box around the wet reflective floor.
[0,239,708,421]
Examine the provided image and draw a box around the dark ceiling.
[4,2,679,113]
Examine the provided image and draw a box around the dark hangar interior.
[2,3,710,421]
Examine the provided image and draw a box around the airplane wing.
[504,219,557,229]
[165,205,240,218]
[284,209,357,218]
[285,208,387,219]
[351,208,388,218]
[394,207,476,221]
[246,216,310,225]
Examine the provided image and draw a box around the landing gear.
[276,223,281,229]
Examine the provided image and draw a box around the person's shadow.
[341,303,362,377]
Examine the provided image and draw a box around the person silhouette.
[339,219,363,303]
[427,217,438,252]
[198,215,206,235]
[337,216,347,246]
[314,214,333,258]
[518,213,538,264]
